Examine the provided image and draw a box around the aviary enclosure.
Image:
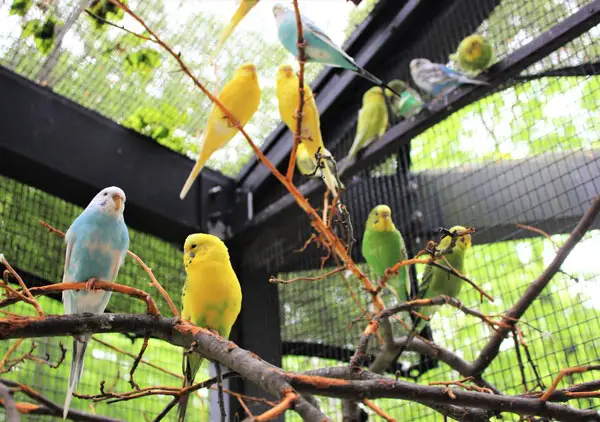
[0,0,599,421]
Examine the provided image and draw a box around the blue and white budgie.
[409,58,488,99]
[62,186,130,419]
[272,3,401,97]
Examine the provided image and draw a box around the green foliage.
[87,0,125,29]
[123,47,161,76]
[122,103,190,153]
[9,0,33,16]
[21,15,60,55]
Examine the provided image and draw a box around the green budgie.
[398,226,472,360]
[385,80,424,119]
[362,205,410,303]
[449,34,494,75]
[347,87,389,159]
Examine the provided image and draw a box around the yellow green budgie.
[180,63,261,199]
[362,205,410,304]
[210,1,260,62]
[398,226,472,360]
[449,34,494,74]
[276,64,342,195]
[347,86,388,159]
[177,233,242,422]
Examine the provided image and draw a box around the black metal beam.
[0,65,235,245]
[236,0,600,239]
[236,0,399,184]
[238,150,600,274]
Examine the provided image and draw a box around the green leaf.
[21,19,40,38]
[87,0,125,29]
[9,0,33,16]
[122,48,161,76]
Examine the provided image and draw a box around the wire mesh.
[0,175,202,421]
[0,0,373,177]
[256,1,600,420]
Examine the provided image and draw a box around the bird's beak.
[112,194,122,210]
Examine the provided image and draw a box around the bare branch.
[472,196,600,375]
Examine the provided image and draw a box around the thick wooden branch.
[471,196,600,375]
[0,379,124,422]
[1,313,597,421]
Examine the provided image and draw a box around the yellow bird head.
[461,34,485,61]
[277,64,295,81]
[236,62,258,80]
[183,233,230,270]
[438,225,472,252]
[366,204,396,232]
[362,86,386,103]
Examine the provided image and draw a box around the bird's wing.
[416,262,433,299]
[304,17,356,64]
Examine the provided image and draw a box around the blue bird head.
[272,3,289,23]
[87,186,127,216]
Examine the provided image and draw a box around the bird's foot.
[225,116,240,128]
[86,277,100,291]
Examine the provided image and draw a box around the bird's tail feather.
[180,154,209,200]
[461,76,489,86]
[64,338,88,419]
[178,353,203,422]
[355,66,403,98]
[209,2,255,62]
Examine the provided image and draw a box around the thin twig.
[540,365,600,401]
[0,281,160,316]
[215,363,226,422]
[0,339,24,372]
[286,0,306,181]
[269,267,345,284]
[84,9,155,42]
[363,399,396,421]
[472,196,600,375]
[512,329,529,392]
[129,335,149,390]
[252,391,298,422]
[1,255,44,316]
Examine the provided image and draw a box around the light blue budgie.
[62,186,130,419]
[410,58,488,100]
[273,3,401,97]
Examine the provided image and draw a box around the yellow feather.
[180,63,261,199]
[178,233,242,421]
[276,64,340,195]
[347,86,388,159]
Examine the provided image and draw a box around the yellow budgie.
[296,143,339,185]
[210,0,261,62]
[178,233,242,422]
[180,63,261,199]
[276,64,342,195]
[346,86,389,159]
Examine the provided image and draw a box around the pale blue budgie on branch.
[62,186,130,419]
[410,58,488,99]
[272,3,401,97]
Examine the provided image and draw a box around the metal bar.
[235,0,600,239]
[0,65,236,244]
[239,149,600,274]
[236,0,398,183]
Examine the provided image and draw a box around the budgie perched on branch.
[210,0,261,62]
[410,58,488,100]
[362,205,410,307]
[346,86,389,160]
[272,3,401,97]
[180,63,261,200]
[276,64,343,196]
[397,226,472,362]
[62,186,129,419]
[449,34,494,74]
[178,233,242,422]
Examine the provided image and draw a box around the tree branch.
[471,196,600,375]
[0,379,125,422]
[1,313,597,421]
[0,381,19,422]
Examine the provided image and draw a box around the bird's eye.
[103,192,108,196]
[374,212,378,216]
[191,244,197,249]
